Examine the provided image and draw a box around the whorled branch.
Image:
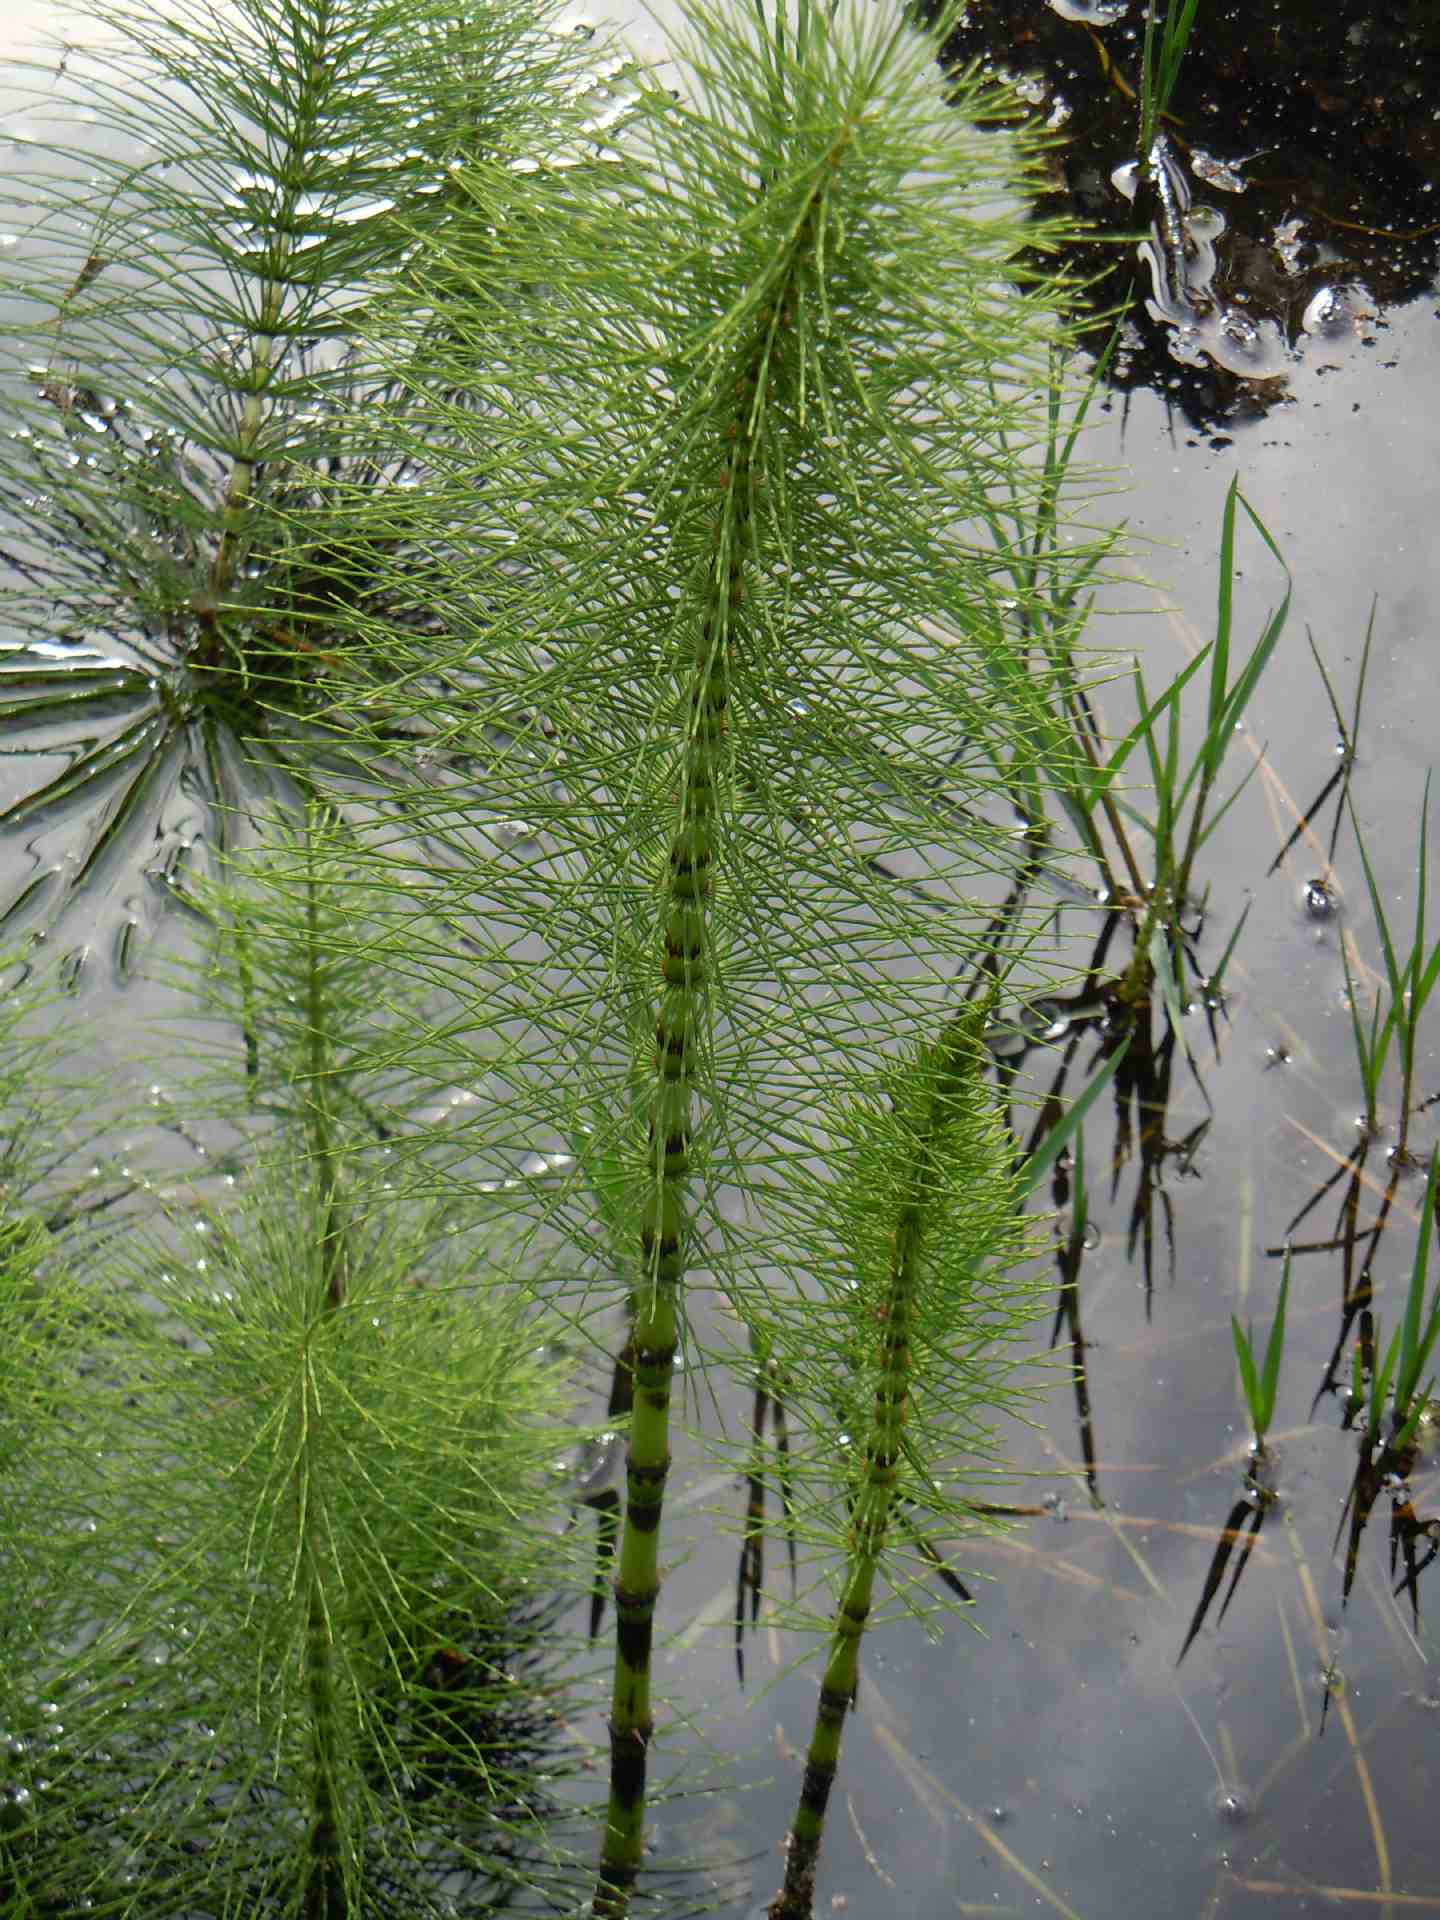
[769,1007,992,1920]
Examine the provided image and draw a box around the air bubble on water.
[1212,1784,1253,1825]
[1302,282,1374,339]
[1047,0,1127,19]
[984,1019,1028,1061]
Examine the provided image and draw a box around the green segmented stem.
[769,1008,988,1920]
[594,157,849,1909]
[593,388,750,1916]
[593,94,859,1902]
[303,1527,346,1920]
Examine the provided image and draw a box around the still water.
[3,2,1439,1916]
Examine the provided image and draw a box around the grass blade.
[1259,1249,1292,1434]
[1231,1317,1261,1432]
[1394,1147,1440,1430]
[1017,1039,1130,1201]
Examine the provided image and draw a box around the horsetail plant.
[7,0,1125,1904]
[0,822,593,1917]
[767,1003,1028,1920]
[259,0,1110,1907]
[0,0,637,963]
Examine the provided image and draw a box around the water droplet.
[1212,1784,1253,1825]
[491,819,538,851]
[1301,877,1337,921]
[1302,283,1375,339]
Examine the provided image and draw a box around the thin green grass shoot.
[1348,778,1439,1164]
[1392,1146,1440,1450]
[1139,0,1202,154]
[1232,1246,1291,1456]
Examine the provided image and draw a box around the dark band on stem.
[613,1591,656,1673]
[638,1227,682,1263]
[627,1455,671,1492]
[799,1756,837,1820]
[605,1718,651,1814]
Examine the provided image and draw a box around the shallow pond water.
[3,4,1439,1918]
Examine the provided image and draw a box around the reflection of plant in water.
[0,0,633,978]
[1329,1148,1440,1619]
[1178,1251,1290,1661]
[1250,634,1440,1625]
[957,474,1289,1493]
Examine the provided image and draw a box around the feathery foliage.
[0,823,592,1917]
[6,0,1123,1907]
[767,1003,1032,1918]
[0,0,638,960]
[246,0,1109,1905]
